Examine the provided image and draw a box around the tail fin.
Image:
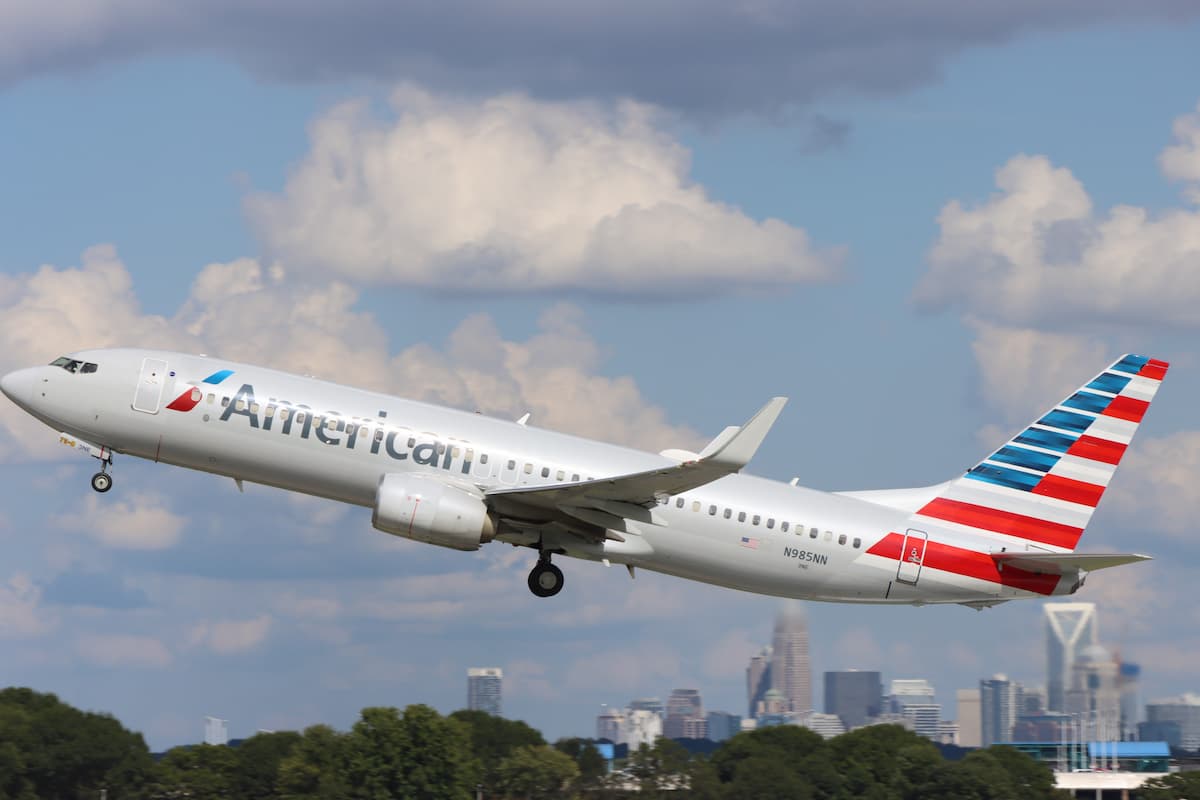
[913,354,1168,553]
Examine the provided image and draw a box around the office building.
[664,688,705,739]
[625,709,663,748]
[980,675,1021,747]
[803,713,846,739]
[824,670,883,730]
[901,704,942,740]
[747,647,773,717]
[889,679,936,711]
[1044,602,1097,712]
[204,716,228,746]
[467,667,503,716]
[1064,644,1120,741]
[770,604,812,714]
[1144,694,1200,751]
[629,697,664,716]
[957,688,982,747]
[706,711,741,743]
[1118,662,1140,740]
[596,706,624,742]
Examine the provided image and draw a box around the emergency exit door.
[895,528,928,585]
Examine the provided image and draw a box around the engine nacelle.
[372,473,496,551]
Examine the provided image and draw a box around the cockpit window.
[48,357,97,374]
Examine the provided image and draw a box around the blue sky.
[1,4,1199,748]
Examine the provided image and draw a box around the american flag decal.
[740,537,760,549]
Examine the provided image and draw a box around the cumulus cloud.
[0,573,55,638]
[967,320,1108,426]
[916,151,1200,328]
[188,614,273,654]
[245,89,841,294]
[2,1,1197,116]
[1160,100,1200,202]
[76,633,172,668]
[1107,431,1200,541]
[53,491,185,550]
[0,249,699,463]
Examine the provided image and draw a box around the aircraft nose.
[0,367,35,406]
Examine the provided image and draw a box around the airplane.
[0,349,1167,607]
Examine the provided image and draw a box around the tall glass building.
[467,667,503,716]
[824,670,882,730]
[1044,602,1098,712]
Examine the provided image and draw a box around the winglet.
[697,397,787,470]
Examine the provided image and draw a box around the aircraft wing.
[990,552,1151,575]
[485,397,787,521]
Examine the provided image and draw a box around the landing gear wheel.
[528,562,564,598]
[90,472,113,493]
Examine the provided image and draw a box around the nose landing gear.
[90,471,113,493]
[528,552,564,598]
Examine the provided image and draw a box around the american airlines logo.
[165,369,235,412]
[208,382,475,475]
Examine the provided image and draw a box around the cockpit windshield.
[49,356,98,374]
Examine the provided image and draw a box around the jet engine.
[372,473,497,551]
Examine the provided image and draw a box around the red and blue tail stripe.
[913,354,1168,552]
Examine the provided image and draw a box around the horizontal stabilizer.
[991,552,1150,575]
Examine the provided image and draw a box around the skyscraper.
[467,667,503,716]
[824,670,883,730]
[747,647,773,717]
[956,689,982,748]
[980,674,1022,747]
[1044,602,1098,712]
[664,688,705,739]
[770,604,811,714]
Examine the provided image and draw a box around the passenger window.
[507,460,516,470]
[436,443,446,455]
[524,463,533,475]
[824,531,832,542]
[408,437,416,448]
[708,505,717,516]
[294,412,305,423]
[556,470,564,481]
[541,467,550,478]
[280,408,290,420]
[838,534,847,546]
[326,417,336,430]
[375,428,384,442]
[251,403,260,414]
[676,498,684,508]
[346,423,356,436]
[207,393,215,404]
[852,537,862,549]
[692,501,701,512]
[738,512,746,523]
[452,447,461,458]
[767,518,775,530]
[480,454,489,464]
[781,522,790,533]
[236,399,246,411]
[752,515,761,526]
[723,508,732,519]
[265,406,274,418]
[809,527,818,539]
[465,448,473,461]
[221,397,230,407]
[572,474,581,482]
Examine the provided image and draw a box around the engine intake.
[372,473,496,551]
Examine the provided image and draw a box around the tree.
[232,730,302,799]
[158,743,242,799]
[343,705,478,800]
[496,745,580,800]
[553,738,607,787]
[1137,771,1200,800]
[722,756,813,800]
[277,724,350,800]
[450,710,545,792]
[0,687,158,800]
[626,738,692,798]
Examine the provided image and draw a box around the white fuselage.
[1,348,1078,605]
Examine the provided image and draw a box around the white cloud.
[0,573,55,638]
[967,320,1108,426]
[245,88,841,295]
[53,491,185,550]
[76,633,172,668]
[1160,100,1200,202]
[916,147,1200,327]
[1107,431,1200,541]
[188,614,273,654]
[0,250,698,463]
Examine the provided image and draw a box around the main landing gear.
[90,454,114,494]
[528,552,564,598]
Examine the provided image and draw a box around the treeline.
[3,686,1195,800]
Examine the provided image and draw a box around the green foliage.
[276,724,350,800]
[495,745,580,799]
[1137,770,1200,800]
[0,687,157,800]
[450,709,545,792]
[233,731,302,799]
[158,743,242,798]
[343,705,478,800]
[552,738,607,786]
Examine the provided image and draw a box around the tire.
[91,472,113,493]
[527,562,564,598]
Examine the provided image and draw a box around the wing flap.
[991,552,1150,575]
[486,396,787,513]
